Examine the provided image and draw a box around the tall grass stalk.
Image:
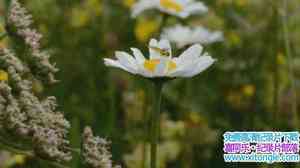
[150,81,163,168]
[281,0,298,128]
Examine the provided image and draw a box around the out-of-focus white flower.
[131,0,208,18]
[104,38,215,78]
[161,24,223,48]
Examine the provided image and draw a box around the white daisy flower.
[161,24,224,48]
[131,0,208,19]
[104,38,215,78]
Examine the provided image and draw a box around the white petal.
[193,27,224,44]
[162,25,223,47]
[131,48,145,64]
[161,25,192,48]
[177,11,189,18]
[169,58,199,77]
[149,38,158,46]
[207,31,224,43]
[184,2,208,15]
[180,56,215,77]
[137,67,153,77]
[103,58,130,72]
[169,55,215,77]
[148,39,172,59]
[149,38,161,59]
[159,8,186,18]
[158,39,171,51]
[115,51,138,74]
[131,0,157,18]
[176,44,203,66]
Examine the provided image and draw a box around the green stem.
[4,0,11,23]
[142,84,148,168]
[148,13,167,168]
[281,0,298,128]
[272,1,280,127]
[158,14,168,36]
[0,136,69,168]
[65,146,81,154]
[5,0,11,10]
[0,140,34,157]
[150,81,163,168]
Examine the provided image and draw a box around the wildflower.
[277,52,286,65]
[13,155,26,165]
[0,70,8,81]
[2,153,26,167]
[123,0,136,8]
[104,38,215,78]
[8,0,40,50]
[235,0,248,7]
[70,8,90,28]
[131,0,208,18]
[85,0,102,16]
[227,31,241,46]
[134,17,160,43]
[7,0,58,84]
[161,24,223,48]
[242,84,255,97]
[0,49,72,162]
[82,127,121,168]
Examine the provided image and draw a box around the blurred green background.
[0,0,300,167]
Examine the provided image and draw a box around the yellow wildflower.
[235,0,248,7]
[70,8,90,28]
[86,0,102,16]
[4,154,26,167]
[0,70,8,81]
[0,24,5,33]
[277,52,286,65]
[189,112,206,124]
[134,18,160,43]
[0,24,8,48]
[144,59,161,72]
[227,31,241,46]
[123,0,136,8]
[14,155,26,165]
[242,84,255,97]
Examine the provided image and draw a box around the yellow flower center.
[160,0,183,12]
[144,59,160,72]
[143,59,177,73]
[0,70,8,81]
[167,60,177,72]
